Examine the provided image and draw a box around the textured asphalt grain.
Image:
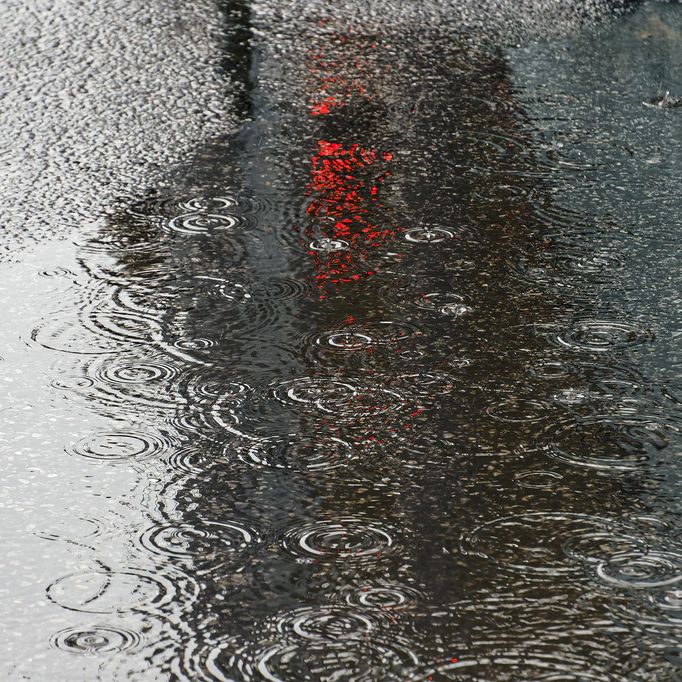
[0,0,237,259]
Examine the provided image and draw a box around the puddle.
[1,0,681,680]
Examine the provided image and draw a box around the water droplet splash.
[50,625,141,655]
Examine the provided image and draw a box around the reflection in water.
[3,1,682,680]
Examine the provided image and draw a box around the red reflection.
[302,35,397,298]
[306,32,376,118]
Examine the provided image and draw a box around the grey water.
[1,0,682,680]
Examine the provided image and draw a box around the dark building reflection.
[77,3,679,680]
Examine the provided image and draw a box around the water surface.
[2,1,682,680]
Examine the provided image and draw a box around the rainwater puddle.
[2,1,682,680]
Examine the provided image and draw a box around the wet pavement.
[1,1,682,680]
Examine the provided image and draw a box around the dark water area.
[2,1,682,680]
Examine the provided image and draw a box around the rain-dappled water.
[2,0,682,680]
